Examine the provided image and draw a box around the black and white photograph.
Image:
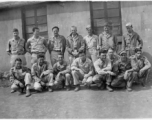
[0,0,151,119]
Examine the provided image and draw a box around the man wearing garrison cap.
[98,21,118,52]
[122,22,143,57]
[111,50,137,91]
[84,25,99,63]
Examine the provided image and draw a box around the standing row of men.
[6,21,151,97]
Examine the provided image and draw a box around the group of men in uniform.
[6,21,151,97]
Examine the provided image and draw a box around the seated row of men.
[10,47,151,97]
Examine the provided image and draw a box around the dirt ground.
[0,81,152,119]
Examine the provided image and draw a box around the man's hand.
[107,71,116,76]
[139,69,145,77]
[36,77,41,83]
[79,69,84,75]
[84,74,90,79]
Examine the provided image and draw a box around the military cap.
[103,21,112,27]
[119,50,127,56]
[86,25,91,29]
[99,47,108,54]
[126,22,133,27]
[52,26,59,31]
[135,47,142,53]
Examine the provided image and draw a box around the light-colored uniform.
[71,57,94,85]
[48,35,66,66]
[93,58,112,86]
[26,36,47,65]
[6,37,26,67]
[66,33,86,65]
[84,34,99,63]
[10,67,31,90]
[31,61,53,91]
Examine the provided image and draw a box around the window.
[23,5,48,40]
[90,1,122,36]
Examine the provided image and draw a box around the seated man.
[52,53,71,91]
[130,48,151,86]
[107,47,120,66]
[10,58,31,97]
[93,49,114,92]
[71,51,94,92]
[31,54,54,92]
[111,50,136,91]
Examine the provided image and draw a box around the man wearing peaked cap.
[111,49,136,92]
[84,24,99,63]
[122,22,143,57]
[98,21,118,53]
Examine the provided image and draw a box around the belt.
[11,53,25,55]
[32,52,45,54]
[53,50,62,52]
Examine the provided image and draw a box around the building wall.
[121,1,152,76]
[46,1,91,63]
[0,8,23,71]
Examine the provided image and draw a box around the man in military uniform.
[111,50,137,91]
[10,58,31,97]
[52,53,71,91]
[26,27,48,65]
[71,51,94,92]
[66,26,86,65]
[107,47,120,66]
[31,54,54,92]
[48,26,66,66]
[130,48,151,86]
[84,25,99,63]
[98,21,118,52]
[6,28,26,67]
[122,23,143,57]
[93,49,114,92]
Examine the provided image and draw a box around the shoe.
[48,87,53,92]
[106,85,114,92]
[126,87,132,92]
[141,82,145,87]
[100,84,105,90]
[25,90,31,97]
[74,85,80,92]
[18,88,24,95]
[66,86,70,91]
[10,89,16,93]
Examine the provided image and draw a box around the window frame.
[21,3,48,40]
[90,1,122,36]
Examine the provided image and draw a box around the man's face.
[120,53,127,60]
[33,29,39,36]
[58,55,64,63]
[13,31,19,38]
[107,49,114,57]
[38,57,44,66]
[53,28,59,36]
[126,26,133,33]
[15,61,22,69]
[79,53,86,61]
[136,51,142,58]
[104,26,110,33]
[71,27,77,35]
[100,53,106,61]
[86,28,92,35]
